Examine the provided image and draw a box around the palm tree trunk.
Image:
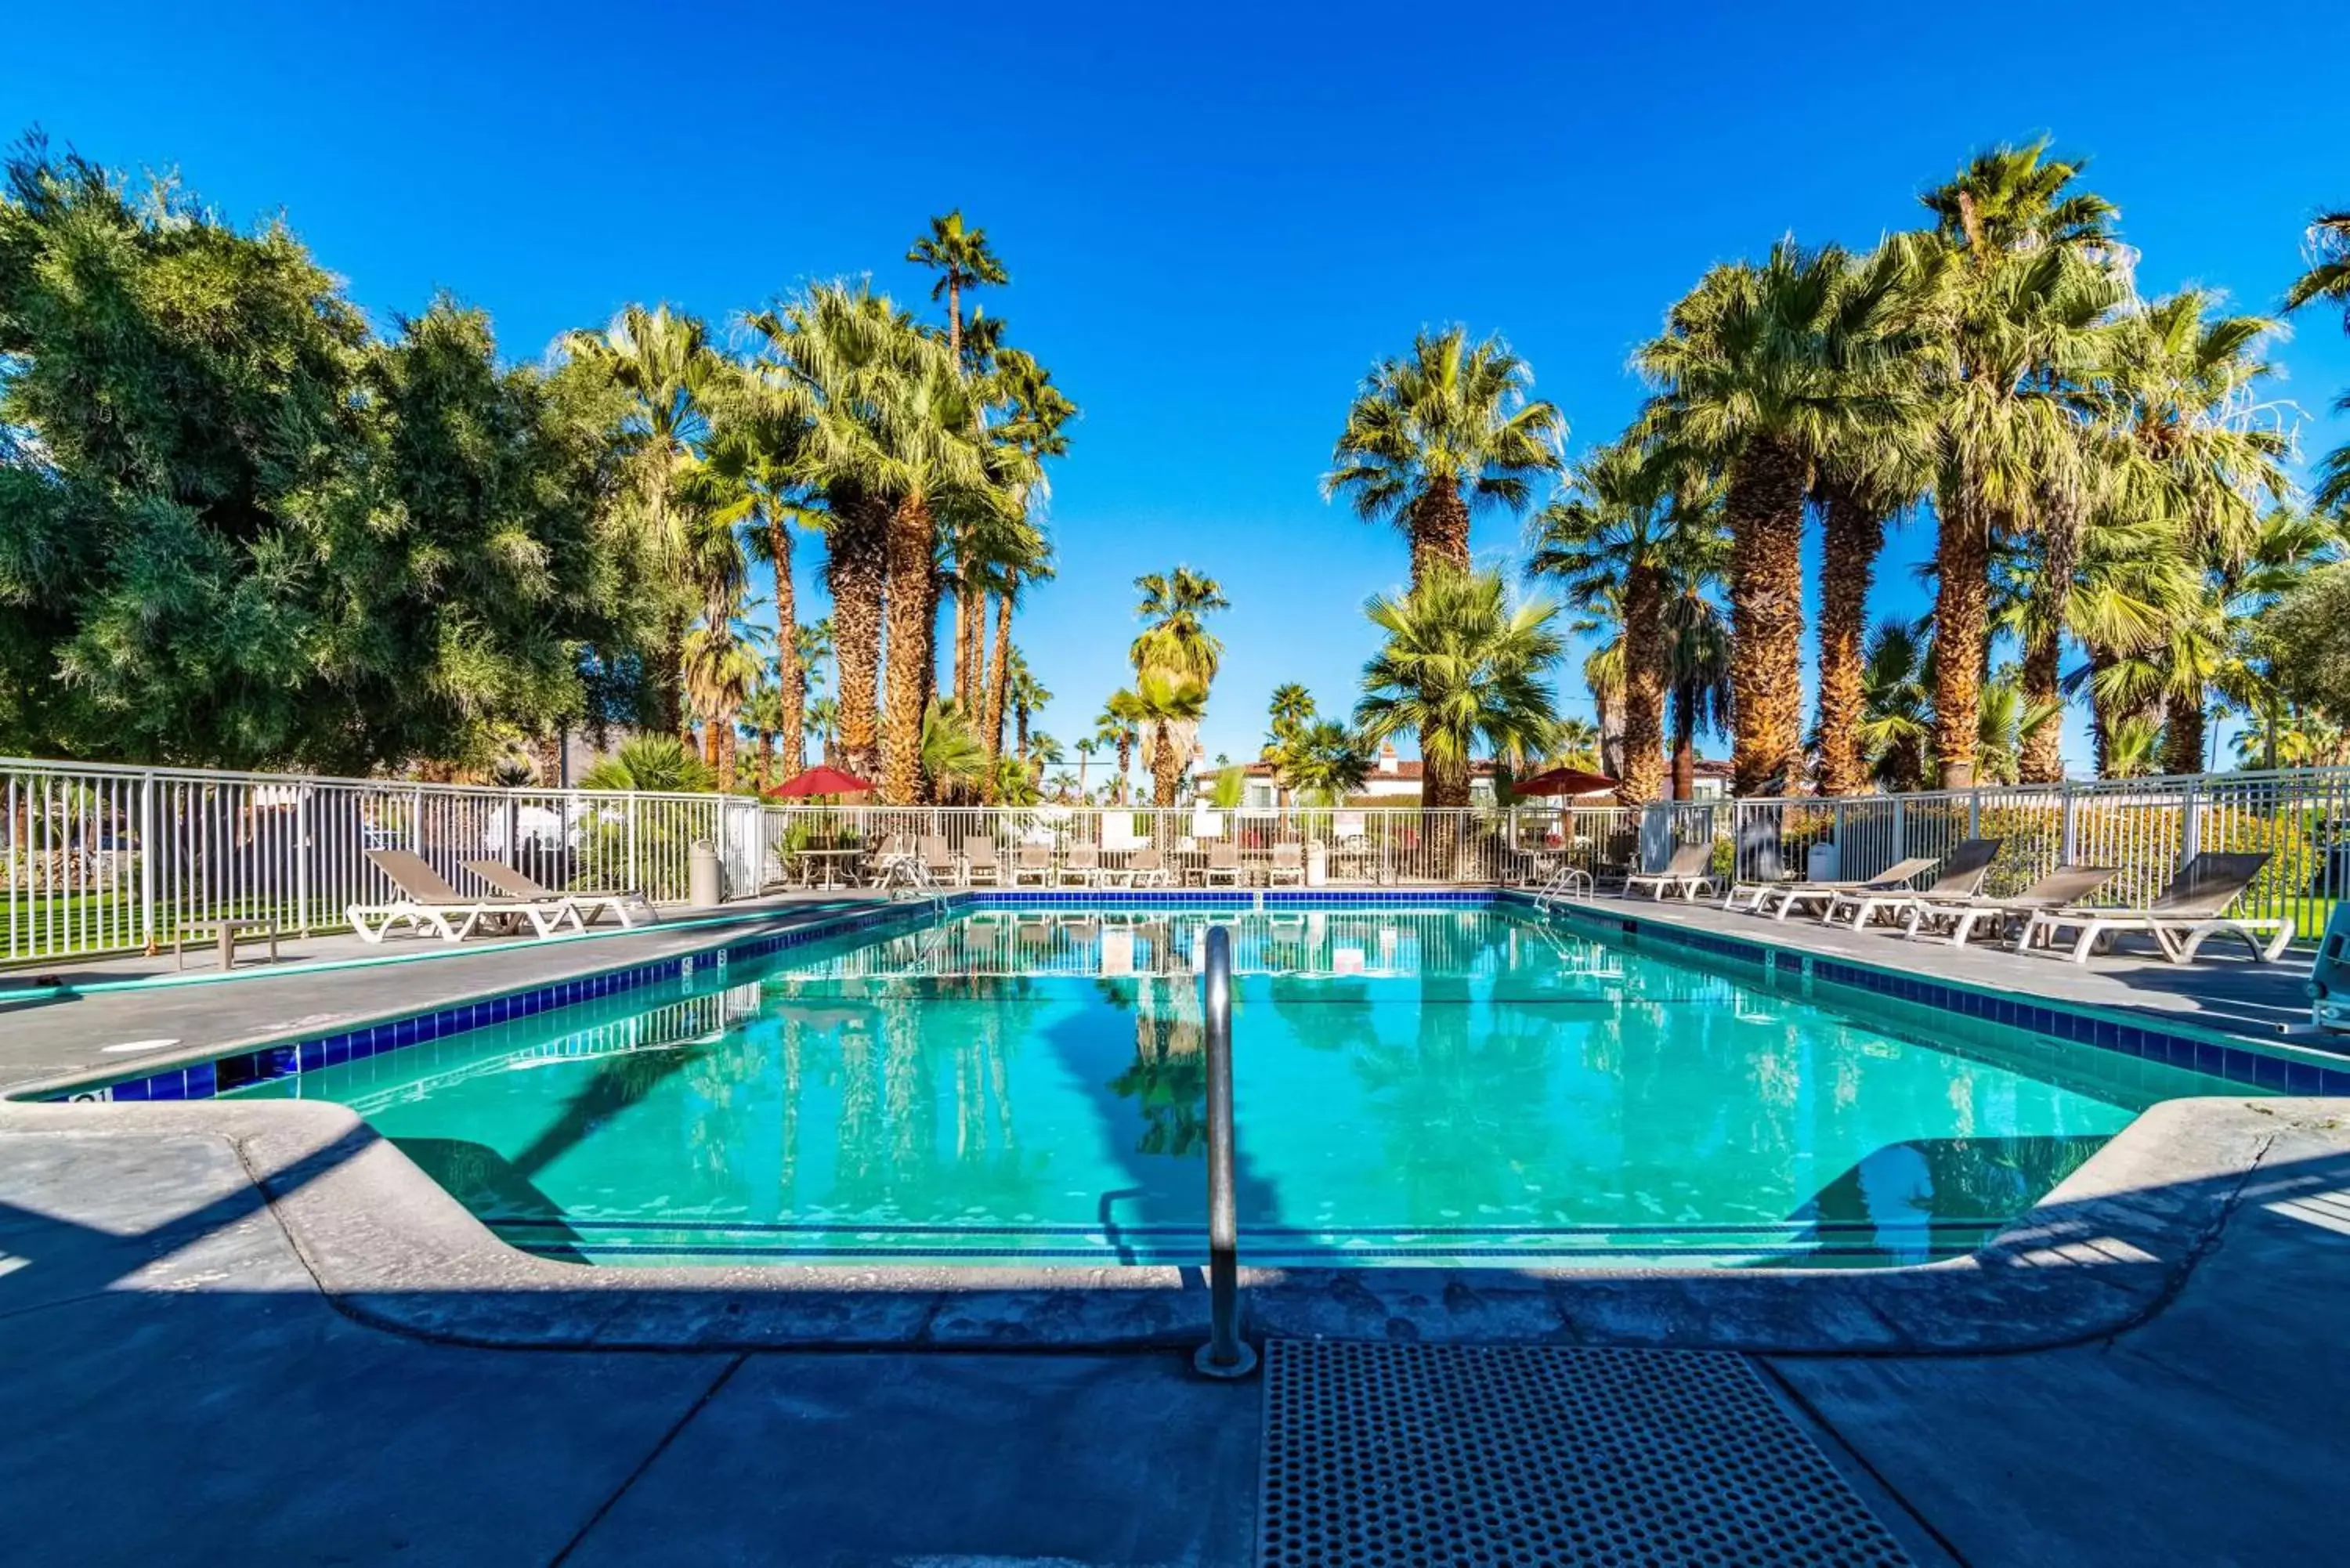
[880,494,937,805]
[660,613,690,742]
[716,721,739,793]
[826,492,888,782]
[1116,735,1133,804]
[985,583,1016,753]
[768,515,804,778]
[2163,699,2207,775]
[1813,481,1882,797]
[756,730,775,793]
[1932,473,1992,789]
[1725,439,1811,795]
[2019,486,2081,785]
[1669,696,1697,800]
[1616,564,1667,807]
[1408,477,1472,590]
[2088,643,2118,776]
[1151,729,1183,807]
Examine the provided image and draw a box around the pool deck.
[5,887,2350,1560]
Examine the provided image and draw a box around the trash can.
[1806,841,1840,883]
[688,839,724,909]
[1306,840,1328,888]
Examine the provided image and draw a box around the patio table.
[790,847,866,891]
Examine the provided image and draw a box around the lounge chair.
[1201,842,1245,887]
[2017,852,2294,964]
[1898,865,2120,947]
[1622,844,1718,901]
[1591,827,1642,892]
[348,849,584,945]
[1266,843,1304,887]
[962,837,1003,887]
[1729,855,1938,919]
[461,860,656,930]
[916,835,961,887]
[1126,847,1173,888]
[1058,845,1101,887]
[1820,838,2001,929]
[1009,844,1054,887]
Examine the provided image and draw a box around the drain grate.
[1258,1341,1912,1566]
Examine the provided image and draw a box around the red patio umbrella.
[766,764,875,798]
[1510,766,1619,798]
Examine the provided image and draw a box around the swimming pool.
[223,900,2252,1268]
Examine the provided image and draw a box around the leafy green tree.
[1130,667,1209,807]
[906,209,1008,367]
[1278,719,1376,804]
[1130,567,1229,682]
[2285,210,2350,510]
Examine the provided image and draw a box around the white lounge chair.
[462,860,656,930]
[1126,847,1174,888]
[2018,852,2294,964]
[1058,846,1101,887]
[349,850,584,945]
[1265,843,1304,887]
[1898,865,2119,947]
[1821,838,2001,928]
[1622,844,1718,901]
[1009,844,1054,887]
[1201,842,1245,887]
[962,837,1003,887]
[1730,855,1937,918]
[917,835,963,887]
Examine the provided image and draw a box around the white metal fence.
[7,752,2348,969]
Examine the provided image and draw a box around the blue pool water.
[227,903,2247,1267]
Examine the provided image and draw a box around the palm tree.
[2285,210,2350,510]
[1547,717,1603,773]
[1074,737,1097,798]
[682,610,770,789]
[906,209,1008,367]
[1355,568,1563,812]
[580,734,714,793]
[1906,139,2121,787]
[1636,240,1871,794]
[1101,694,1144,804]
[920,699,991,797]
[803,695,840,768]
[562,303,720,737]
[1526,438,1723,807]
[1003,652,1051,765]
[1663,575,1734,800]
[1277,719,1375,804]
[1130,567,1229,683]
[1324,327,1565,588]
[1856,618,1933,792]
[1128,667,1209,807]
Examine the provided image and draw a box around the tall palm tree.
[562,303,719,736]
[1855,618,1933,792]
[1527,438,1723,806]
[1129,667,1209,807]
[1637,240,1876,794]
[1324,327,1565,590]
[1354,568,1563,812]
[1262,682,1318,806]
[1130,566,1229,682]
[1003,652,1051,765]
[906,209,1008,367]
[2285,210,2350,510]
[1276,719,1375,805]
[1662,570,1734,800]
[1907,139,2121,786]
[1100,695,1144,804]
[1074,737,1097,798]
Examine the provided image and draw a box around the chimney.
[1377,742,1400,775]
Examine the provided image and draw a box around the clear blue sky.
[9,0,2348,776]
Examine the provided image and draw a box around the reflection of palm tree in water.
[1351,914,1559,1219]
[1108,973,1210,1158]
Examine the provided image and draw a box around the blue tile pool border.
[1512,891,2350,1099]
[43,886,2350,1104]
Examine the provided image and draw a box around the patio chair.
[1202,841,1245,887]
[1009,844,1055,887]
[1266,843,1304,887]
[962,837,1003,887]
[1591,827,1642,892]
[1622,843,1718,901]
[2017,852,2294,964]
[917,835,962,887]
[461,860,657,930]
[1896,864,2121,947]
[1820,838,2001,929]
[1126,847,1173,888]
[347,849,584,945]
[1058,845,1101,887]
[1727,855,1937,919]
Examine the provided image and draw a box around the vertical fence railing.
[9,752,2350,968]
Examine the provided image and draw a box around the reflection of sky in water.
[231,909,2243,1269]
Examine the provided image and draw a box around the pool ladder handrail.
[1194,923,1257,1378]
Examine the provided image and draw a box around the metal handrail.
[1193,923,1256,1379]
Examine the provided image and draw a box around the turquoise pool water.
[229,905,2245,1267]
